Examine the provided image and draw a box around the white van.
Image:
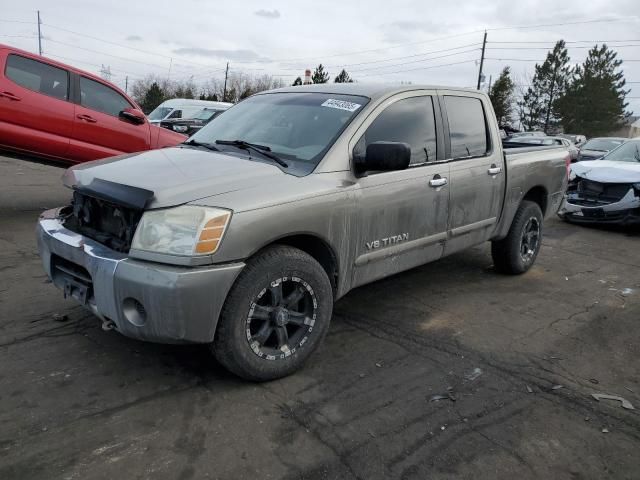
[147,99,233,124]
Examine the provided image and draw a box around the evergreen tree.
[556,44,629,137]
[334,69,353,83]
[488,67,514,127]
[183,87,195,99]
[311,64,330,84]
[518,40,572,132]
[140,82,165,114]
[292,77,302,86]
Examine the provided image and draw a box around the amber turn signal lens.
[194,212,230,254]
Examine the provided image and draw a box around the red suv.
[0,44,186,164]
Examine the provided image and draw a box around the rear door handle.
[0,91,21,101]
[77,114,97,123]
[488,165,502,175]
[429,176,448,188]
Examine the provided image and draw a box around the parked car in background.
[558,133,587,147]
[559,138,640,225]
[36,84,569,380]
[576,137,626,162]
[510,131,547,138]
[147,99,233,124]
[160,106,230,135]
[0,44,186,164]
[503,136,578,161]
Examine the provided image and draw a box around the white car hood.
[572,160,640,184]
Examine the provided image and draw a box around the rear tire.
[213,245,333,381]
[491,200,543,274]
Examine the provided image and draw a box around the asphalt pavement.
[1,154,639,480]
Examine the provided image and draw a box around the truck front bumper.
[36,209,244,344]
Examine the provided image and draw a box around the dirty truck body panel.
[37,84,568,349]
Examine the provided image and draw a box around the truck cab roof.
[263,83,483,101]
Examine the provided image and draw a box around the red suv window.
[79,76,131,116]
[5,54,69,101]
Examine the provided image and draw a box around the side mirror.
[355,141,411,175]
[119,108,146,125]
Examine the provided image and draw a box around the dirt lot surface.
[1,154,639,480]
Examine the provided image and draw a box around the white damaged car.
[559,138,640,225]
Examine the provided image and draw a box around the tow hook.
[101,318,116,331]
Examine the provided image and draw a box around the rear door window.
[5,54,69,101]
[79,77,131,116]
[357,96,438,166]
[444,96,489,159]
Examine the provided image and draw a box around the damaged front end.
[59,179,154,253]
[559,175,640,225]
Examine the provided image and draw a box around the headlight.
[131,206,231,256]
[173,125,188,133]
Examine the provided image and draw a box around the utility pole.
[476,31,487,90]
[223,62,229,102]
[37,10,42,55]
[125,76,128,94]
[487,75,492,94]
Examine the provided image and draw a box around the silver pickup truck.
[37,84,569,380]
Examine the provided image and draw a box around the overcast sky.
[3,0,640,115]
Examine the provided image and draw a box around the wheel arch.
[251,233,340,294]
[522,185,548,216]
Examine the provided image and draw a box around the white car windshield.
[148,106,172,120]
[602,140,640,163]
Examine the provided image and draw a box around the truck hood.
[571,160,640,184]
[63,147,296,208]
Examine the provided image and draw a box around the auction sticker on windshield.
[321,99,362,112]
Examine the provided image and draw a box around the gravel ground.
[1,154,639,480]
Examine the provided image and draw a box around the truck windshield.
[191,92,368,172]
[601,140,640,163]
[148,106,172,121]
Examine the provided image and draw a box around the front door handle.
[77,114,97,123]
[488,165,502,175]
[0,91,21,101]
[429,175,448,188]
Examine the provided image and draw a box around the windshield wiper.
[181,139,220,152]
[215,139,288,168]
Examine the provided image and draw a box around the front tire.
[491,200,543,274]
[213,245,333,381]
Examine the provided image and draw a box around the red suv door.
[69,76,150,162]
[0,50,75,159]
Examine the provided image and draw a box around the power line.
[324,43,481,69]
[358,59,478,77]
[41,22,230,70]
[486,57,640,62]
[30,15,633,69]
[44,52,147,79]
[489,39,640,44]
[269,17,635,63]
[487,44,640,50]
[484,17,635,31]
[348,48,480,74]
[45,38,176,71]
[0,19,35,24]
